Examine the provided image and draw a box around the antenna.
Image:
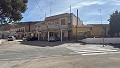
[50,2,53,16]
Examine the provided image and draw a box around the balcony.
[38,25,48,31]
[47,25,60,29]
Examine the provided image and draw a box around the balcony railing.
[36,24,68,31]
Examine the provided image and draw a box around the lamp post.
[99,9,105,47]
[76,9,78,42]
[68,5,72,41]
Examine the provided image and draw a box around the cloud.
[54,1,106,15]
[108,0,120,6]
[22,0,120,24]
[72,1,105,9]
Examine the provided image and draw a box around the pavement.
[80,38,120,44]
[0,40,120,68]
[0,39,6,45]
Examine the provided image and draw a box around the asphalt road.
[0,40,120,68]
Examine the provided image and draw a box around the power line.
[34,0,46,18]
[34,0,81,18]
[50,1,82,15]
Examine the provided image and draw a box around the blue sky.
[21,0,120,24]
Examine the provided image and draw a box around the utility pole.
[99,9,105,46]
[70,5,71,14]
[28,22,31,36]
[29,22,30,32]
[68,5,72,41]
[99,9,102,27]
[76,9,78,42]
[44,13,46,19]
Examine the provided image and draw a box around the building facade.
[73,26,92,40]
[0,21,41,39]
[35,13,83,41]
[0,13,110,41]
[72,24,109,40]
[88,24,109,37]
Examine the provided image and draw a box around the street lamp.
[99,9,105,47]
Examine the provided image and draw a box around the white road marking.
[82,52,120,56]
[0,53,22,55]
[67,46,120,56]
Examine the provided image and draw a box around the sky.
[21,0,120,25]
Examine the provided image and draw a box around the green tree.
[108,10,120,37]
[0,0,28,24]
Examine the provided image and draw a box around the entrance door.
[50,32,54,37]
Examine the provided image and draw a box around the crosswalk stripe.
[82,52,120,56]
[67,47,118,52]
[67,47,120,56]
[82,52,108,55]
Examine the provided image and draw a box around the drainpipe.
[48,32,49,41]
[28,22,31,36]
[38,33,40,41]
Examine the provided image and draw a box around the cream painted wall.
[72,14,83,27]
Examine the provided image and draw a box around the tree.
[108,10,120,37]
[0,0,28,24]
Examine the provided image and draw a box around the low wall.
[81,38,120,44]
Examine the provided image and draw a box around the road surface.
[0,40,120,68]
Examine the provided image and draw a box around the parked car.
[49,36,60,42]
[7,36,15,41]
[23,36,28,41]
[31,36,38,41]
[23,36,38,41]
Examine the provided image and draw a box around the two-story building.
[36,13,83,41]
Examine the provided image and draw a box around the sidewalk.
[0,39,6,45]
[80,38,120,44]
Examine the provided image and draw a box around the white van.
[7,36,15,41]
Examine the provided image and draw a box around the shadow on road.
[18,41,74,47]
[110,44,120,49]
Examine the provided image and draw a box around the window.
[48,23,51,25]
[61,19,66,25]
[55,22,59,25]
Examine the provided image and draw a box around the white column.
[61,30,62,41]
[38,33,40,41]
[48,32,49,41]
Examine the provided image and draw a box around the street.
[0,40,120,68]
